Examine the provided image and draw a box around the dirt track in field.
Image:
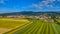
[0,28,11,34]
[0,19,29,22]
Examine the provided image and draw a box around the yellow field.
[0,18,30,34]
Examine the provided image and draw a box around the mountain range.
[0,11,60,16]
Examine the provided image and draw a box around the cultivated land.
[0,18,30,34]
[0,18,60,34]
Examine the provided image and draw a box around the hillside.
[0,11,60,16]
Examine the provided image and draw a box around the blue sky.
[0,0,60,13]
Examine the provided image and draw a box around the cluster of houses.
[0,15,60,22]
[34,15,51,19]
[0,15,60,19]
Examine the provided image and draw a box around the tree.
[51,15,60,25]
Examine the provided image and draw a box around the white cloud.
[0,0,8,4]
[57,0,60,2]
[21,0,60,10]
[47,5,53,8]
[41,1,49,5]
[32,4,43,9]
[31,0,54,9]
[0,0,4,4]
[21,4,43,9]
[47,0,56,2]
[33,0,56,8]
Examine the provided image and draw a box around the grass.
[0,18,60,34]
[52,23,60,34]
[9,19,60,34]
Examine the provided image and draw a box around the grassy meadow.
[0,18,60,34]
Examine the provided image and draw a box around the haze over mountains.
[0,11,60,16]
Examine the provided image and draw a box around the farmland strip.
[23,21,37,34]
[28,21,39,34]
[52,23,59,34]
[4,22,32,34]
[32,22,43,34]
[37,23,44,34]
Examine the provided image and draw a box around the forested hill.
[0,11,60,16]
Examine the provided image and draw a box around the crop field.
[0,18,60,34]
[0,18,30,34]
[4,18,60,34]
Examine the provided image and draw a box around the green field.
[0,18,60,34]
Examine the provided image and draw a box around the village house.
[44,19,54,23]
[7,15,18,18]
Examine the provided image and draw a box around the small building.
[7,15,18,18]
[44,19,54,23]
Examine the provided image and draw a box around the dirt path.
[0,19,29,22]
[0,28,11,34]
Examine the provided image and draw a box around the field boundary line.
[37,23,44,34]
[4,22,32,34]
[52,23,59,34]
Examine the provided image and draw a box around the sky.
[0,0,60,13]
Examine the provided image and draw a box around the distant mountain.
[0,11,60,16]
